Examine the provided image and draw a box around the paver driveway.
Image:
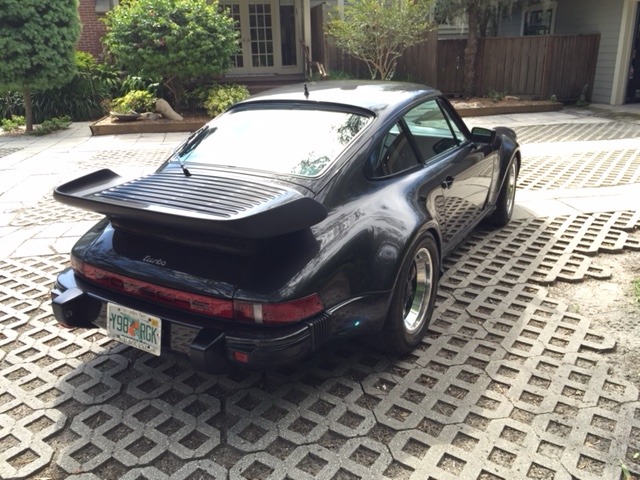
[1,107,639,480]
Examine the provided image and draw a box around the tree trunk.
[23,87,34,132]
[463,0,480,98]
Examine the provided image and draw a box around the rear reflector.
[233,351,250,363]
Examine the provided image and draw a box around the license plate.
[107,303,162,356]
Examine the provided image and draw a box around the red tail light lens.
[234,294,324,325]
[74,262,324,325]
[78,263,233,319]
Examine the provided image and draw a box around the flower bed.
[89,115,209,136]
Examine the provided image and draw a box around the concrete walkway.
[0,123,188,259]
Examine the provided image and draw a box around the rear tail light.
[76,263,233,319]
[70,253,84,273]
[73,261,324,325]
[234,294,324,325]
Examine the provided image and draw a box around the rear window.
[177,107,371,177]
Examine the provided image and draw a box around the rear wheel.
[486,159,518,227]
[382,233,439,354]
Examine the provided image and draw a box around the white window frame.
[521,1,557,36]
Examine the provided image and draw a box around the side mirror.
[470,127,497,145]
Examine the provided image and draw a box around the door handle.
[441,176,455,189]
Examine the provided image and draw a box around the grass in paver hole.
[621,456,639,480]
[633,278,640,303]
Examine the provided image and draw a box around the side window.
[404,99,464,162]
[368,122,421,178]
[367,98,469,178]
[439,100,468,143]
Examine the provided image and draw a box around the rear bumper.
[51,269,331,373]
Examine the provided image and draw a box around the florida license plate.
[107,303,162,356]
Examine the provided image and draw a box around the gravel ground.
[549,248,640,392]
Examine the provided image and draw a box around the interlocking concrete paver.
[1,105,639,479]
[514,121,640,143]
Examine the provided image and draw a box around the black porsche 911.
[51,81,520,372]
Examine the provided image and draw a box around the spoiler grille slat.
[152,172,283,196]
[105,182,264,208]
[94,172,286,217]
[140,175,279,200]
[101,188,256,214]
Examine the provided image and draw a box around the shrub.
[30,116,72,136]
[104,0,238,107]
[325,70,354,81]
[183,85,211,112]
[326,0,434,80]
[75,51,121,97]
[30,87,103,123]
[111,90,156,114]
[43,52,120,120]
[120,75,161,97]
[1,52,119,123]
[204,84,250,117]
[487,89,506,102]
[0,115,25,132]
[0,92,24,121]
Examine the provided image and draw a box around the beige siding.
[553,0,624,103]
[497,0,627,104]
[497,5,524,37]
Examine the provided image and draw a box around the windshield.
[176,107,372,177]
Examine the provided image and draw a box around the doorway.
[221,0,303,75]
[626,2,640,102]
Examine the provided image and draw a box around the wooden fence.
[327,33,600,101]
[327,31,439,82]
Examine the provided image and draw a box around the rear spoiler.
[54,169,327,239]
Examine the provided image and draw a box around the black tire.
[485,159,518,228]
[382,233,439,354]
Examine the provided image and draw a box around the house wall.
[497,6,523,37]
[77,0,108,58]
[553,0,624,104]
[497,0,628,104]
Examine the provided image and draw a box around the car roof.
[238,80,440,115]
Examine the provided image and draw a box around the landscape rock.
[156,99,184,121]
[140,112,162,121]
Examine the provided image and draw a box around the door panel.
[226,3,244,68]
[248,3,274,68]
[279,1,297,67]
[440,146,493,246]
[402,98,494,248]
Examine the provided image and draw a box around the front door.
[221,0,303,75]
